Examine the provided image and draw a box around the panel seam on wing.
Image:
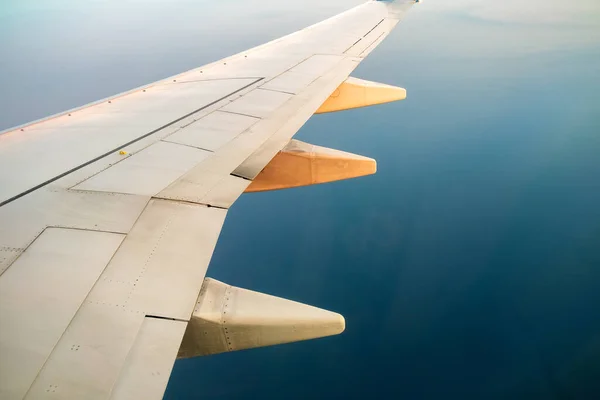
[0,78,264,208]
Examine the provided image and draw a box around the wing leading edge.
[0,1,419,398]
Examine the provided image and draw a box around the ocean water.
[1,0,599,398]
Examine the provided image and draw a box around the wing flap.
[0,228,125,400]
[86,199,226,321]
[23,199,226,399]
[109,317,187,400]
[25,302,146,399]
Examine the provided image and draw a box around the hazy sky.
[433,0,600,25]
[1,0,598,129]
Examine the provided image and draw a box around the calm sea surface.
[1,0,599,398]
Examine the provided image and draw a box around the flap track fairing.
[178,278,345,358]
[316,77,406,114]
[245,139,376,193]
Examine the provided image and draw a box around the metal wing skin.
[0,1,417,399]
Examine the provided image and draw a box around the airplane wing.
[0,1,417,398]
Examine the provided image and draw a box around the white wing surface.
[0,1,417,399]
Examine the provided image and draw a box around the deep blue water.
[1,1,599,398]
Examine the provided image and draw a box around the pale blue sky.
[1,0,598,129]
